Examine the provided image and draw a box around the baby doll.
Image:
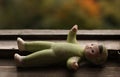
[14,25,108,70]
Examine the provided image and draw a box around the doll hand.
[70,25,78,32]
[71,62,79,70]
[67,56,80,70]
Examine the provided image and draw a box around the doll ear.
[98,45,103,54]
[98,45,108,55]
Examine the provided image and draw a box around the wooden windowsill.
[0,30,119,58]
[0,30,119,77]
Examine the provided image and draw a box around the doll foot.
[14,53,23,66]
[71,25,78,32]
[17,37,25,51]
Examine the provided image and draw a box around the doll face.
[84,44,108,65]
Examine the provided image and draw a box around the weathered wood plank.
[0,40,119,58]
[0,40,119,50]
[0,30,119,77]
[0,30,119,40]
[0,30,120,35]
[0,30,119,58]
[0,59,119,77]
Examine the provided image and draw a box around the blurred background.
[0,0,120,29]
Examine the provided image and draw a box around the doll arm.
[67,25,78,44]
[67,56,81,70]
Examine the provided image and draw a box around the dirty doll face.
[84,44,108,65]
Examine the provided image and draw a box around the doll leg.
[14,49,59,67]
[17,37,54,52]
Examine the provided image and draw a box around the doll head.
[84,44,108,65]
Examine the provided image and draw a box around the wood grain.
[0,30,119,58]
[0,59,119,77]
[0,40,119,50]
[0,30,119,40]
[0,30,119,77]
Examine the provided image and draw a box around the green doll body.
[14,25,108,70]
[21,42,84,67]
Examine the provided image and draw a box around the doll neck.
[81,45,87,61]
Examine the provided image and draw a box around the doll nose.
[91,44,96,47]
[91,44,94,46]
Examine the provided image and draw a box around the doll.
[14,25,108,70]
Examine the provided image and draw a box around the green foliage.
[0,0,120,29]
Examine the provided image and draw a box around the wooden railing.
[0,30,119,58]
[0,30,119,77]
